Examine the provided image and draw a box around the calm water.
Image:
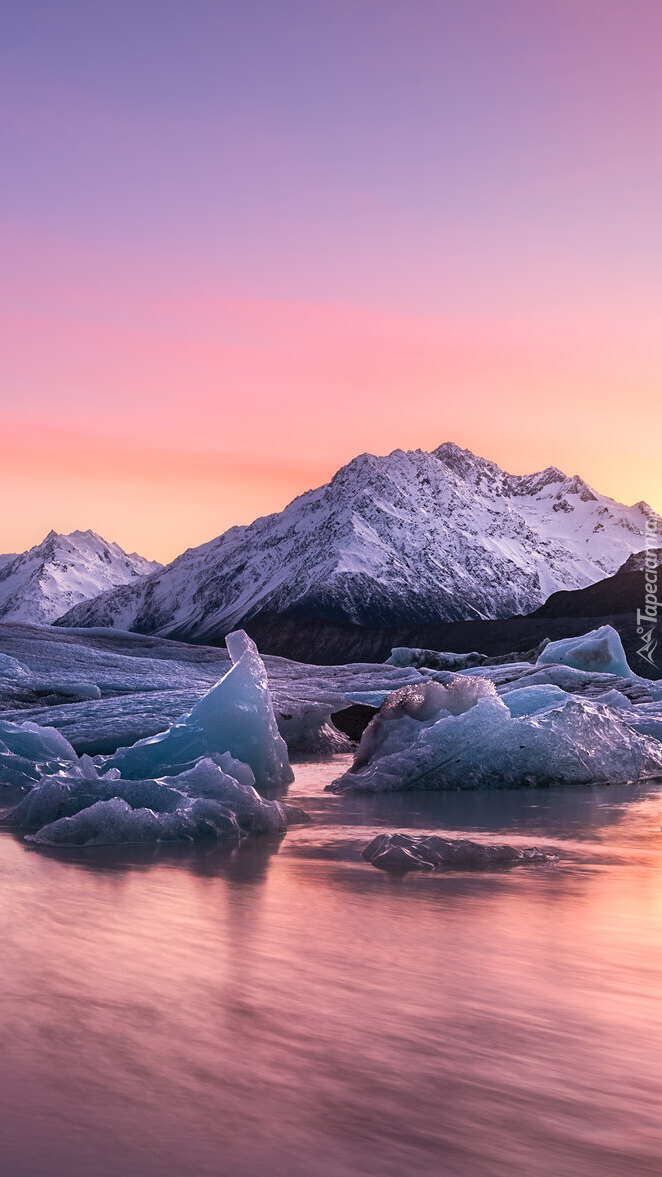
[1,757,661,1177]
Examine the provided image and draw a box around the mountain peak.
[56,444,659,641]
[0,531,161,626]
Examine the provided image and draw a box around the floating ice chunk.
[275,699,351,755]
[386,648,486,670]
[25,796,243,847]
[458,662,535,680]
[0,717,78,788]
[622,703,662,743]
[537,625,632,678]
[381,677,496,720]
[344,691,390,708]
[5,770,173,828]
[160,758,293,834]
[104,631,293,789]
[501,684,570,717]
[349,678,497,776]
[386,641,548,671]
[592,689,635,710]
[362,832,560,873]
[8,754,302,847]
[202,751,256,790]
[329,693,662,793]
[0,719,76,764]
[496,663,652,703]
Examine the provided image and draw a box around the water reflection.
[18,828,287,881]
[0,761,661,1177]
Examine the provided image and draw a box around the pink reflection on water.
[0,765,661,1177]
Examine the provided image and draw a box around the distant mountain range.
[0,530,161,625]
[51,443,657,642]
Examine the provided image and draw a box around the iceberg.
[536,625,632,678]
[104,631,293,789]
[344,691,390,708]
[6,755,306,847]
[0,622,424,753]
[0,717,78,788]
[621,702,662,743]
[362,832,560,873]
[386,648,488,671]
[25,797,244,848]
[501,684,570,717]
[275,699,351,755]
[386,639,548,671]
[0,718,77,764]
[329,681,662,793]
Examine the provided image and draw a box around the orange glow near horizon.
[1,347,660,564]
[2,281,661,561]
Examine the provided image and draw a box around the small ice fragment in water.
[362,832,560,873]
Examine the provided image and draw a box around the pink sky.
[1,1,661,561]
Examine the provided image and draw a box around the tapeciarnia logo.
[636,511,659,669]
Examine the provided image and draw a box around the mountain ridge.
[54,443,658,641]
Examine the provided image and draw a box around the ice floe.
[362,832,560,873]
[4,755,307,847]
[536,624,632,678]
[0,623,421,754]
[0,718,78,787]
[329,680,662,793]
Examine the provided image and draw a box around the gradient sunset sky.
[2,0,661,562]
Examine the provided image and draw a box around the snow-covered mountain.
[56,444,658,641]
[0,530,161,625]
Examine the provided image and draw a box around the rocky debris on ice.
[362,832,560,873]
[386,639,550,671]
[328,675,662,793]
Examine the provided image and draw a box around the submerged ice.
[362,832,559,873]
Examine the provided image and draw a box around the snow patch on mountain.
[0,530,161,625]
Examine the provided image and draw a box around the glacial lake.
[1,755,661,1177]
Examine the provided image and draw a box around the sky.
[1,0,661,562]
